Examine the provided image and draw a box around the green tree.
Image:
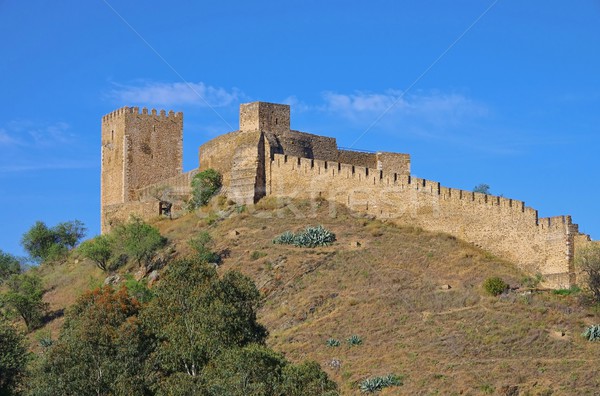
[189,232,220,264]
[1,272,48,331]
[20,220,86,263]
[27,287,151,396]
[190,169,222,209]
[203,344,286,396]
[0,250,21,283]
[0,318,28,395]
[141,258,267,393]
[576,244,600,301]
[280,361,339,396]
[114,218,166,268]
[78,234,125,272]
[473,183,491,195]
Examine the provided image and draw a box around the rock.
[228,230,240,238]
[148,270,160,287]
[440,284,452,290]
[104,274,121,285]
[134,268,146,281]
[350,241,362,247]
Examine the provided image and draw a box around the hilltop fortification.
[101,101,593,288]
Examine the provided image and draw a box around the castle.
[101,101,594,289]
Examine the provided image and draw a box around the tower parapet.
[101,106,183,232]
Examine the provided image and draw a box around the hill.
[35,198,600,395]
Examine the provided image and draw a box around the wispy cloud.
[109,81,244,108]
[322,90,489,127]
[0,121,73,147]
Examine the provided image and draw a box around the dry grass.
[35,199,600,395]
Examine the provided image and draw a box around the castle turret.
[101,106,183,232]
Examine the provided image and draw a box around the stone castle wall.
[101,106,183,232]
[267,153,586,288]
[102,101,592,288]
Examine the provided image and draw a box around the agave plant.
[326,338,341,347]
[582,324,600,341]
[359,374,403,393]
[347,334,362,346]
[273,231,295,245]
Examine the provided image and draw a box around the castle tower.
[101,106,183,232]
[239,101,290,134]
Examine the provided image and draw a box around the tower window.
[275,118,278,125]
[111,130,114,141]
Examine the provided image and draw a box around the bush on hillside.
[78,234,126,272]
[0,250,22,282]
[0,318,29,394]
[189,168,222,209]
[113,218,167,268]
[21,220,86,263]
[576,244,600,301]
[483,277,508,296]
[1,272,49,331]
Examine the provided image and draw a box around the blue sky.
[1,1,599,256]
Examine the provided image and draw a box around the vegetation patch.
[359,374,403,393]
[483,276,508,296]
[273,225,336,248]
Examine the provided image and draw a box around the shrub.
[189,169,222,209]
[576,244,600,301]
[0,318,29,394]
[347,335,362,346]
[483,277,508,296]
[250,251,267,261]
[326,338,340,347]
[582,324,600,341]
[21,220,86,263]
[78,234,126,272]
[552,286,581,296]
[273,225,336,248]
[0,250,22,282]
[359,374,403,393]
[189,231,220,264]
[2,272,49,331]
[113,218,167,268]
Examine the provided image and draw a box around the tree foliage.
[0,250,22,283]
[23,255,337,395]
[576,244,600,301]
[473,183,491,195]
[27,287,151,396]
[0,318,28,395]
[113,218,166,268]
[189,169,222,209]
[141,258,267,392]
[1,272,48,332]
[78,234,125,272]
[20,220,86,263]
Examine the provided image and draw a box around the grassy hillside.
[35,198,600,395]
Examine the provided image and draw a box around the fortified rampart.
[101,101,593,288]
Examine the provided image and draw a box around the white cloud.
[322,90,489,126]
[109,81,244,108]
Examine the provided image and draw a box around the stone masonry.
[101,101,594,288]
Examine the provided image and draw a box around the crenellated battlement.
[102,106,183,123]
[103,101,592,289]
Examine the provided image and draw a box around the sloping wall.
[268,154,583,288]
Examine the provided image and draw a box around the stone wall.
[338,150,411,176]
[101,106,183,232]
[268,153,587,288]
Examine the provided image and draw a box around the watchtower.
[239,101,290,134]
[101,106,183,231]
